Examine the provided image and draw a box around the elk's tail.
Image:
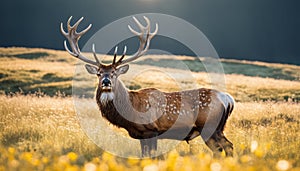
[217,92,235,132]
[225,93,235,117]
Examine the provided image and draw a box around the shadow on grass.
[1,129,43,147]
[235,113,299,129]
[0,73,73,96]
[42,73,72,82]
[13,52,50,59]
[0,52,50,59]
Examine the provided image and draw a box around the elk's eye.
[97,72,103,76]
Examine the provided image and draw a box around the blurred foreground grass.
[0,94,299,170]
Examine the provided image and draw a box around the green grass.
[222,61,296,80]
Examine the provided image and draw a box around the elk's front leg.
[140,136,157,157]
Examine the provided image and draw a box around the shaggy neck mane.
[96,80,137,129]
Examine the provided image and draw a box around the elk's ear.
[85,64,98,74]
[116,64,129,75]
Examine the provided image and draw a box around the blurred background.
[0,0,299,64]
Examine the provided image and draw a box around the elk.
[61,16,235,157]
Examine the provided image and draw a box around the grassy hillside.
[0,47,299,102]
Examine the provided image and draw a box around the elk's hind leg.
[203,133,224,158]
[203,132,233,157]
[140,137,157,157]
[217,132,233,156]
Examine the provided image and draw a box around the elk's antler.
[60,16,101,66]
[61,16,158,67]
[113,16,158,66]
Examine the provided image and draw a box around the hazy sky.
[1,0,299,64]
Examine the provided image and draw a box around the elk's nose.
[102,78,111,86]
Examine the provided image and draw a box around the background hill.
[0,47,299,102]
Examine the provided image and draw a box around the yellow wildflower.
[254,149,264,158]
[240,155,252,163]
[127,157,140,166]
[102,152,114,162]
[31,158,40,166]
[8,147,15,154]
[9,160,19,168]
[65,165,79,171]
[21,152,33,162]
[141,159,153,168]
[67,152,78,162]
[42,157,49,164]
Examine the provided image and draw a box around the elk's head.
[61,16,158,94]
[84,60,129,93]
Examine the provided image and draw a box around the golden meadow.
[0,48,300,170]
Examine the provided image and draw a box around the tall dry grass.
[0,94,299,170]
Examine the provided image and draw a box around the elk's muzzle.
[101,78,112,90]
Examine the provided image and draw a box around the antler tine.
[116,16,158,65]
[122,46,127,56]
[133,16,146,31]
[72,17,84,30]
[114,46,127,66]
[136,20,158,56]
[77,24,92,36]
[60,22,67,36]
[149,23,158,39]
[63,40,77,56]
[61,16,101,66]
[128,16,148,37]
[128,25,140,36]
[92,44,101,65]
[114,46,118,55]
[112,46,118,65]
[143,16,151,33]
[67,16,73,31]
